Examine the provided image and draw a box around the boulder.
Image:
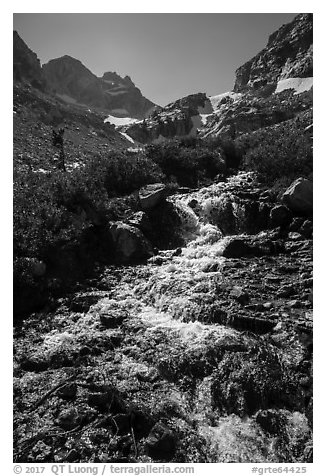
[230,286,250,305]
[99,309,128,328]
[289,217,305,232]
[56,408,82,430]
[145,422,176,461]
[228,314,276,334]
[220,235,284,258]
[109,222,154,263]
[127,211,152,234]
[220,238,251,258]
[25,257,46,277]
[300,219,313,238]
[139,183,167,210]
[282,178,313,216]
[255,409,287,435]
[270,205,293,227]
[57,383,78,400]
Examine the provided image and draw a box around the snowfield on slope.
[275,77,313,95]
[104,115,139,127]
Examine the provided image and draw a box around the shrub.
[237,111,313,184]
[145,139,225,187]
[13,149,164,317]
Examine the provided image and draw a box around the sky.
[13,13,298,108]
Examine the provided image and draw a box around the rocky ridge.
[14,30,156,119]
[234,13,313,92]
[13,31,47,90]
[122,14,312,144]
[42,56,156,119]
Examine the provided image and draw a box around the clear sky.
[13,13,298,107]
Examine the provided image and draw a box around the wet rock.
[270,205,292,227]
[277,285,296,298]
[109,222,154,263]
[87,391,111,409]
[145,422,176,461]
[282,177,313,216]
[303,441,313,462]
[136,367,160,383]
[99,309,128,328]
[130,409,156,438]
[69,294,100,313]
[228,314,276,334]
[289,217,305,232]
[230,286,250,305]
[110,413,131,435]
[188,199,198,209]
[57,382,78,400]
[88,385,127,413]
[300,220,313,239]
[288,232,305,241]
[221,235,284,258]
[255,409,287,435]
[30,441,53,462]
[127,211,152,234]
[221,238,251,258]
[20,352,50,372]
[26,258,46,277]
[301,277,313,289]
[139,183,167,210]
[208,307,228,323]
[56,407,82,430]
[66,449,80,463]
[211,345,299,416]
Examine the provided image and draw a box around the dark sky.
[13,13,297,107]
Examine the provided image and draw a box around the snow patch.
[209,91,242,111]
[199,114,212,126]
[119,132,135,143]
[274,77,313,95]
[104,115,139,127]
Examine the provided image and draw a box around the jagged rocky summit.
[13,31,47,90]
[43,56,156,118]
[122,13,312,144]
[13,31,156,119]
[234,13,313,92]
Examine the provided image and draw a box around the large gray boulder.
[282,178,313,216]
[139,183,167,210]
[270,205,292,227]
[109,222,154,263]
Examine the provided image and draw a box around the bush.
[145,139,225,187]
[13,149,164,317]
[237,111,313,184]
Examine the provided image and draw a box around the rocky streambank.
[14,172,313,463]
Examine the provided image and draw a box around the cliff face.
[42,56,156,118]
[13,31,47,90]
[234,14,312,92]
[123,14,313,144]
[123,93,211,143]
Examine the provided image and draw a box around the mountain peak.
[233,13,312,92]
[13,30,46,90]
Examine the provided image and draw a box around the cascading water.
[14,171,312,463]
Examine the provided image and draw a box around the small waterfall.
[172,198,200,238]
